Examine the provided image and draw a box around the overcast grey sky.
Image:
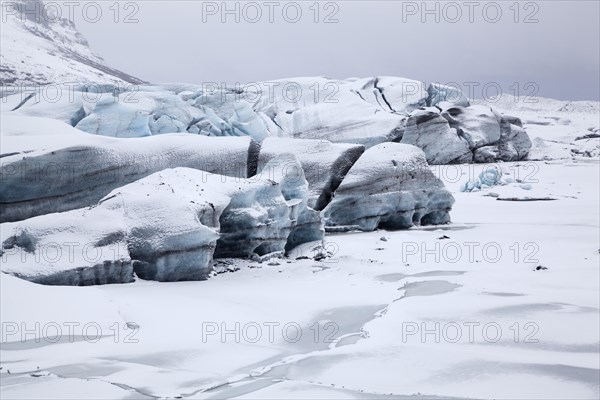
[73,1,600,100]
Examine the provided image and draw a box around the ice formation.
[1,156,322,284]
[255,154,324,252]
[322,143,455,231]
[256,137,365,210]
[3,76,532,163]
[0,116,259,222]
[460,166,505,192]
[441,104,502,150]
[400,109,473,164]
[400,104,532,164]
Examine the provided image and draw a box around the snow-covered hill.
[0,0,145,85]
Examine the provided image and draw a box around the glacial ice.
[400,106,532,164]
[0,93,473,286]
[322,143,455,231]
[1,158,322,284]
[265,99,405,147]
[3,78,532,163]
[0,116,259,222]
[0,204,136,285]
[496,114,533,161]
[460,166,504,192]
[75,90,201,137]
[427,83,470,108]
[6,89,92,126]
[256,138,365,210]
[2,86,270,141]
[255,154,324,252]
[345,77,429,114]
[401,109,473,164]
[441,104,501,149]
[227,101,271,142]
[472,114,532,163]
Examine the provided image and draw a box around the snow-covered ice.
[0,115,259,222]
[3,78,534,163]
[322,143,455,231]
[401,108,473,164]
[1,157,323,284]
[254,154,324,253]
[257,137,365,210]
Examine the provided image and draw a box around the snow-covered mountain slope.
[0,0,145,85]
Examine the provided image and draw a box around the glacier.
[0,86,475,285]
[2,77,532,164]
[0,5,536,285]
[0,114,458,284]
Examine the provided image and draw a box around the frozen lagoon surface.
[1,160,598,399]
